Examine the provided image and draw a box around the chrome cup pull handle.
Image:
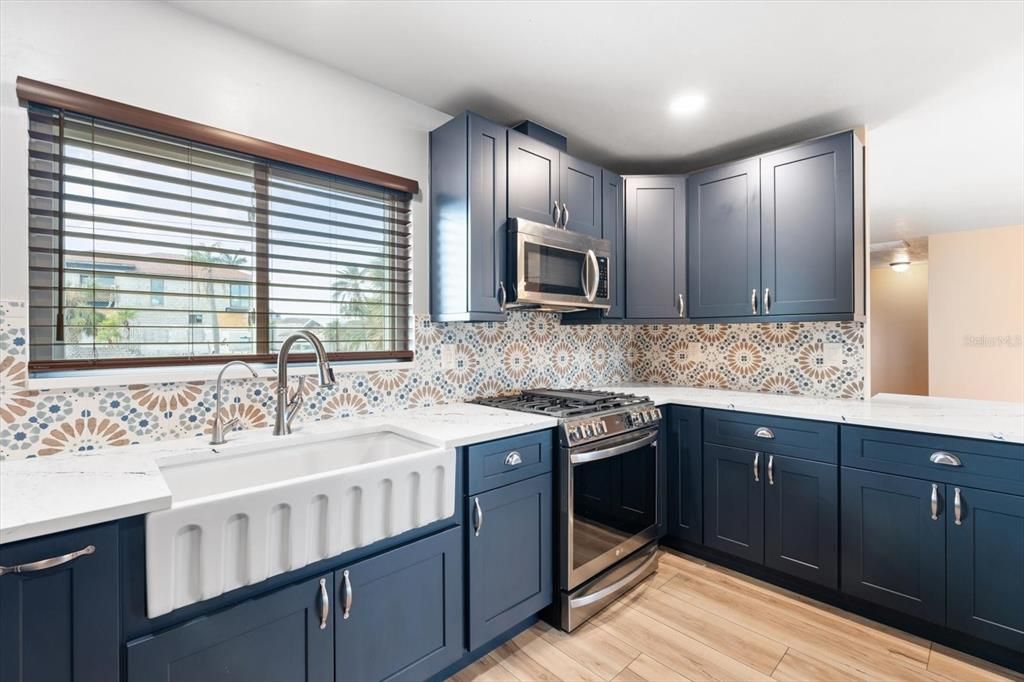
[504,451,523,466]
[929,451,962,467]
[0,545,95,577]
[473,497,484,537]
[930,483,940,521]
[753,452,760,483]
[768,455,775,486]
[954,487,963,526]
[755,427,775,440]
[318,578,329,630]
[341,569,353,620]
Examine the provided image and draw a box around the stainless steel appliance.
[505,218,611,313]
[473,389,662,631]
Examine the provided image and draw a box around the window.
[25,96,413,371]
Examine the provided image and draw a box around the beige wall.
[928,225,1024,402]
[870,263,929,396]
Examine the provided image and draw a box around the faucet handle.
[289,375,308,404]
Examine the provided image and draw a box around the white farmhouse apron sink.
[145,428,455,618]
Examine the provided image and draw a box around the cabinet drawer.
[704,410,837,463]
[841,426,1024,496]
[467,430,553,494]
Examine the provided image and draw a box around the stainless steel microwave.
[505,218,611,313]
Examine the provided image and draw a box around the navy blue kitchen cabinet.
[430,111,509,322]
[0,523,120,682]
[507,129,561,227]
[334,527,463,681]
[560,154,602,237]
[686,158,761,319]
[763,455,838,589]
[126,574,334,682]
[467,473,553,650]
[760,132,859,316]
[946,486,1024,652]
[666,405,703,544]
[703,443,764,563]
[602,170,625,319]
[840,468,946,625]
[624,175,687,319]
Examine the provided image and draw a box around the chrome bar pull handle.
[751,288,758,315]
[931,483,940,521]
[929,451,962,467]
[561,202,570,228]
[754,427,775,440]
[318,578,329,629]
[0,545,95,576]
[552,202,561,227]
[954,487,963,526]
[504,451,523,466]
[768,455,775,486]
[764,288,772,314]
[497,281,507,311]
[341,569,353,620]
[753,452,760,483]
[678,293,685,318]
[473,497,484,537]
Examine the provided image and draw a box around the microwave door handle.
[581,251,590,301]
[585,249,600,302]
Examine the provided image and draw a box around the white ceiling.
[171,0,1024,243]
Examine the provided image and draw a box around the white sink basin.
[145,428,455,618]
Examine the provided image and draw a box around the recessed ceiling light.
[669,93,706,116]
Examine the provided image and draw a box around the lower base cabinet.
[467,473,553,650]
[666,405,702,544]
[703,443,763,563]
[840,468,946,625]
[126,575,335,682]
[127,527,463,682]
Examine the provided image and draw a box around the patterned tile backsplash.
[0,300,864,459]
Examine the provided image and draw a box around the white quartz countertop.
[0,403,557,545]
[599,384,1024,444]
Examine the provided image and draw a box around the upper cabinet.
[508,130,561,227]
[686,158,761,319]
[430,112,509,322]
[560,154,602,237]
[602,170,625,319]
[625,176,687,320]
[687,131,864,322]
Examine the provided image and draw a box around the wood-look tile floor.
[449,549,1024,682]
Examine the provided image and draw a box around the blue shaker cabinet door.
[624,175,687,319]
[760,132,854,316]
[560,153,602,237]
[947,486,1024,652]
[763,455,838,589]
[840,468,946,625]
[703,443,764,564]
[467,473,553,650]
[334,527,464,681]
[686,158,761,319]
[468,114,509,315]
[0,523,120,682]
[601,170,625,319]
[667,405,703,545]
[508,130,560,227]
[126,575,334,682]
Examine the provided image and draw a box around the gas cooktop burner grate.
[473,389,649,418]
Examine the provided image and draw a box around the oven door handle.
[570,429,658,466]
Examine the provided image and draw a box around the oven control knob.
[583,423,595,438]
[597,421,608,434]
[568,426,580,442]
[647,409,660,422]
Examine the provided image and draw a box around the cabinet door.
[0,524,119,682]
[601,170,625,319]
[667,406,703,544]
[126,575,333,682]
[947,487,1024,651]
[840,469,945,624]
[703,443,763,563]
[468,114,509,314]
[686,159,761,319]
[560,153,602,237]
[468,473,553,650]
[508,130,560,226]
[335,527,463,681]
[761,132,854,316]
[625,176,686,319]
[764,455,838,588]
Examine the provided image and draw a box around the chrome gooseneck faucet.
[274,330,336,436]
[210,360,259,445]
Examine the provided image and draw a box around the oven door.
[562,427,660,590]
[509,218,610,311]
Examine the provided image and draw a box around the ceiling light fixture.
[889,258,911,273]
[669,93,706,116]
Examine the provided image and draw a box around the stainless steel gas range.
[473,389,663,631]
